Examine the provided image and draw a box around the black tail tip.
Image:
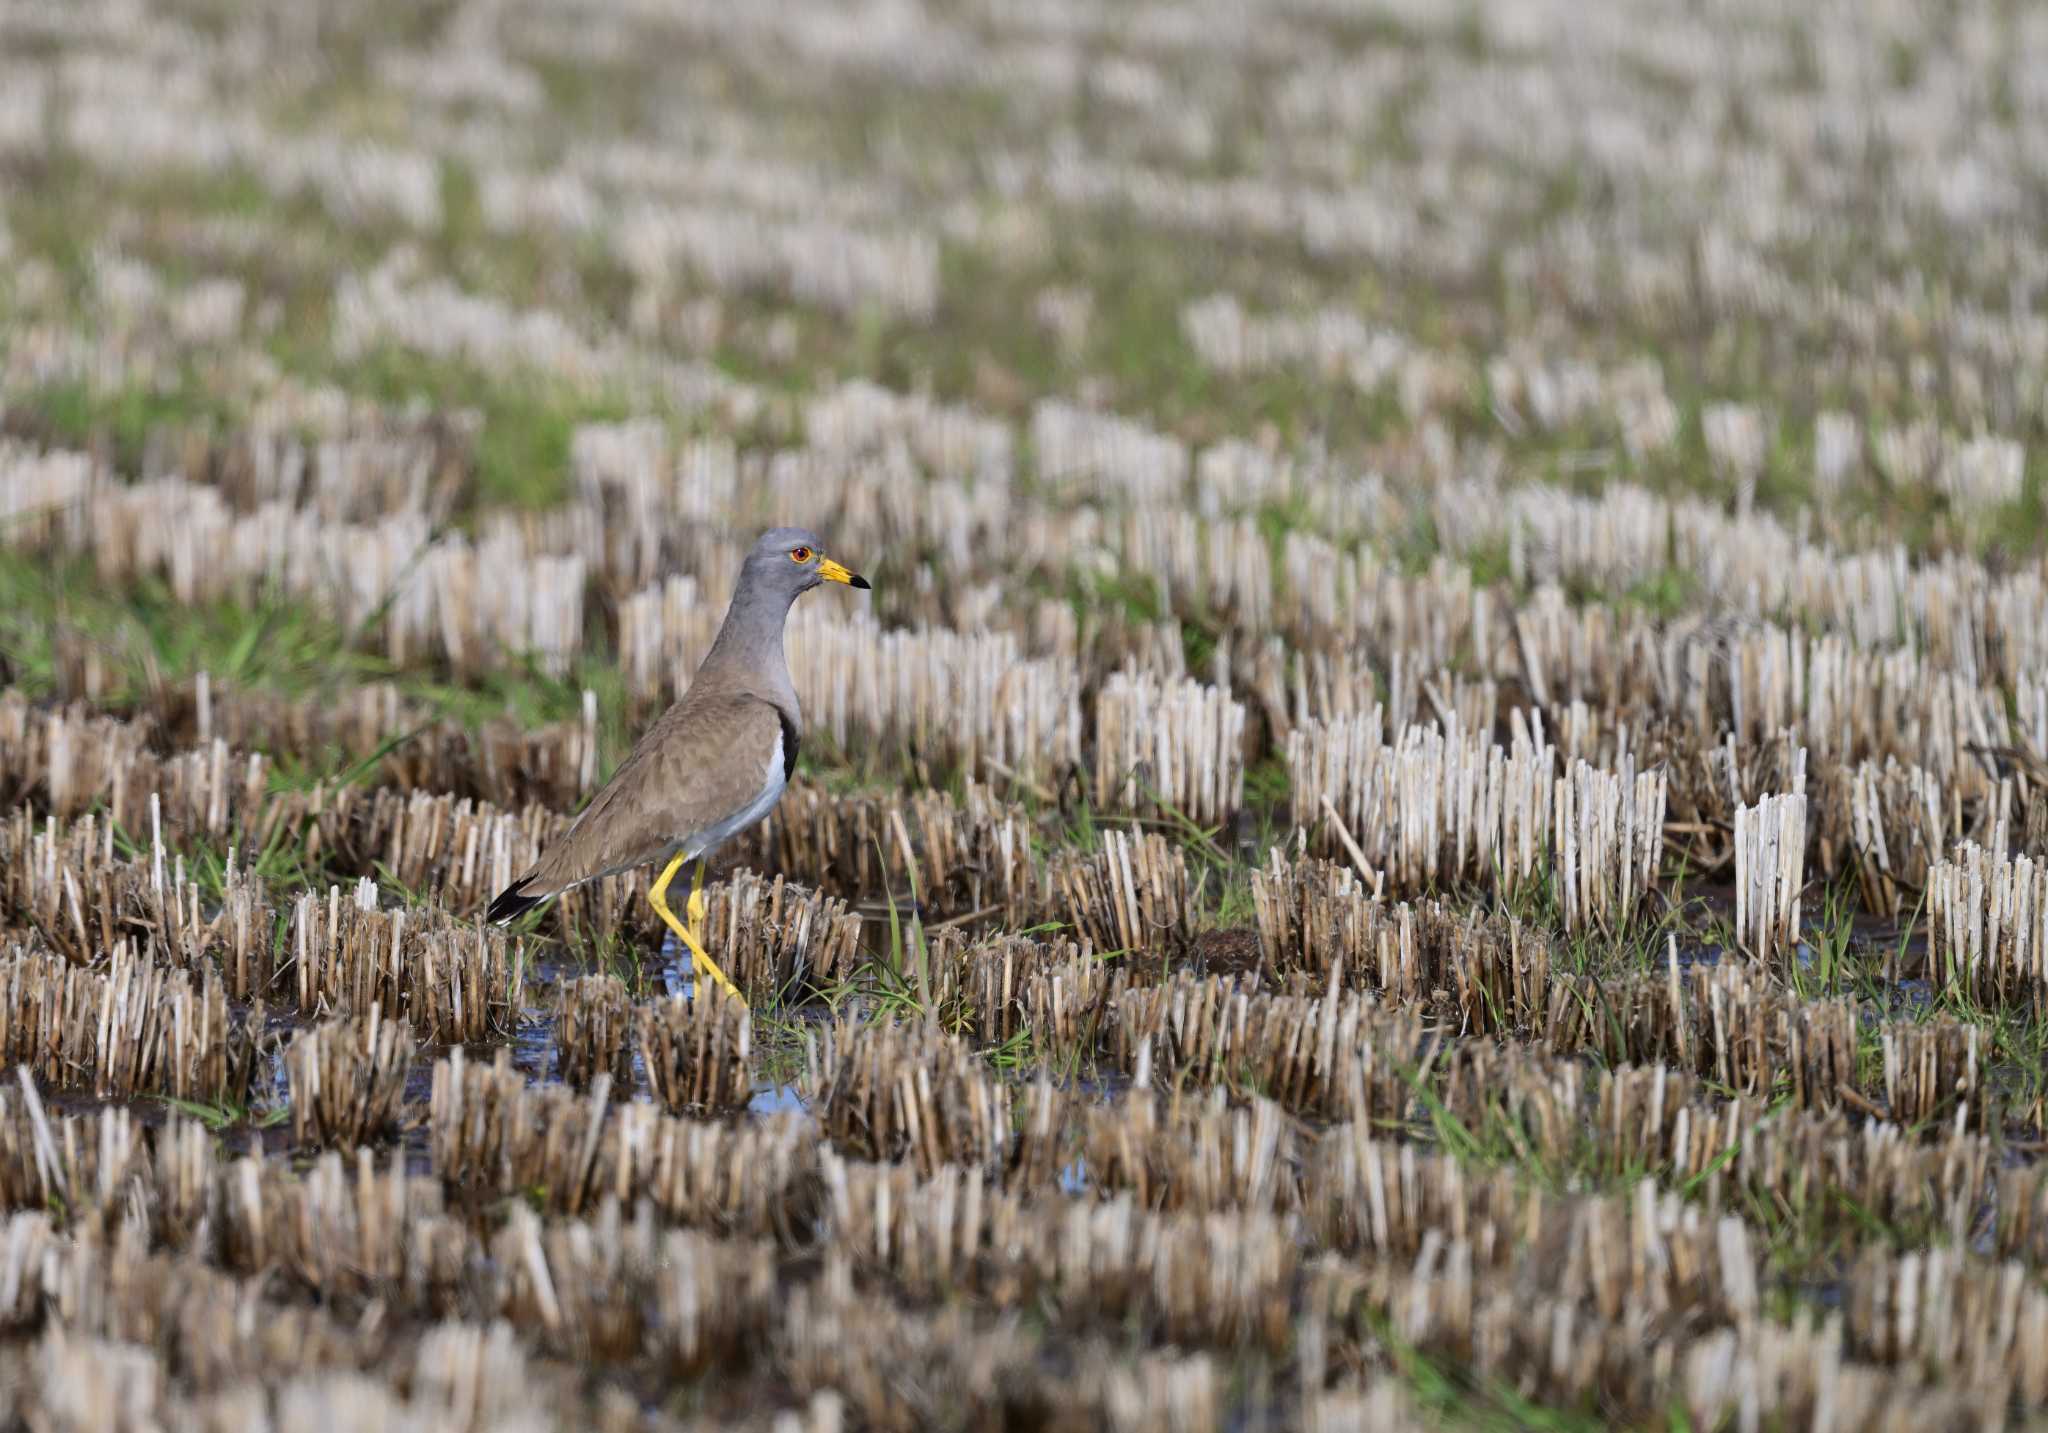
[486,881,542,925]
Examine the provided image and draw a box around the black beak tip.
[850,574,871,590]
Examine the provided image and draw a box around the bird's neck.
[703,583,794,686]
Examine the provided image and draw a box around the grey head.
[737,526,870,604]
[704,527,870,674]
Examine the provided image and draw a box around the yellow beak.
[817,556,870,589]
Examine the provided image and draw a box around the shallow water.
[747,1082,808,1115]
[511,1014,555,1077]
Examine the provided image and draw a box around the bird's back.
[487,671,794,918]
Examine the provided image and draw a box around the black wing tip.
[486,880,543,925]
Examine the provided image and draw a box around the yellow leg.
[648,854,744,1006]
[685,856,707,936]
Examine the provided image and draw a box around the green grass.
[158,1094,289,1132]
[277,343,639,510]
[3,322,635,523]
[0,550,380,702]
[7,378,241,477]
[0,548,637,769]
[1375,1318,1611,1432]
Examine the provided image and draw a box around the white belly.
[686,724,787,858]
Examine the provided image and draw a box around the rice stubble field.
[3,0,2048,1428]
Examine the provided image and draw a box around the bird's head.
[747,526,870,601]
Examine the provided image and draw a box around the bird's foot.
[690,946,746,1007]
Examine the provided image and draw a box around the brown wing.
[508,689,784,899]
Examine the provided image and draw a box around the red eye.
[789,546,812,562]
